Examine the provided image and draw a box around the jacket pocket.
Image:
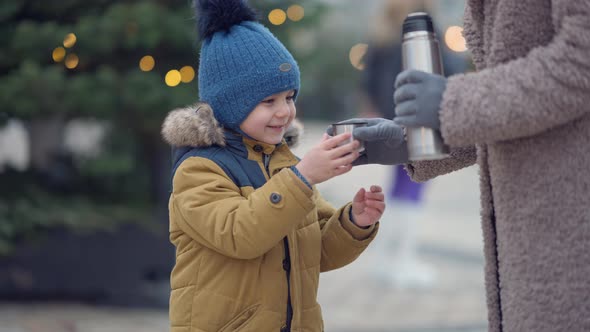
[170,285,195,328]
[298,222,322,270]
[218,303,261,332]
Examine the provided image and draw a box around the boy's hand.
[351,185,385,227]
[295,133,360,185]
[327,118,408,166]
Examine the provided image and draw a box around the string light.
[165,70,181,87]
[268,9,287,25]
[65,54,79,69]
[445,26,467,52]
[287,5,304,22]
[179,66,195,83]
[63,33,77,48]
[52,47,66,62]
[139,55,155,71]
[349,43,368,70]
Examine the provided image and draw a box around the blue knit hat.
[196,0,301,131]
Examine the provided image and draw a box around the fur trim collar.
[161,102,303,148]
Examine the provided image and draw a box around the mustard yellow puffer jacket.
[161,104,378,332]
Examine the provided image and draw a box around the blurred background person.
[359,0,468,288]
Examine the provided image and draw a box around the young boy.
[161,1,384,331]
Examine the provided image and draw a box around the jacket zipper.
[283,237,293,331]
[263,153,293,331]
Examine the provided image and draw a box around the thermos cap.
[402,12,434,34]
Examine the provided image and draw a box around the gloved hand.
[393,69,447,130]
[327,118,408,166]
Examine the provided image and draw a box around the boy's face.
[239,90,296,145]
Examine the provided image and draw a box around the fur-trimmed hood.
[161,102,303,148]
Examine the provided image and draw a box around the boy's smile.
[239,90,296,145]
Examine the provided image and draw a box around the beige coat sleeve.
[405,146,477,182]
[314,192,378,273]
[440,0,590,146]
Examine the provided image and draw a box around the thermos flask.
[401,12,450,160]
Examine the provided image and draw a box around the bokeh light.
[268,9,287,25]
[165,70,181,87]
[63,33,77,48]
[445,26,467,52]
[52,47,66,62]
[65,54,79,69]
[179,66,195,83]
[139,55,155,72]
[287,5,304,22]
[349,43,368,70]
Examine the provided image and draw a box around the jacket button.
[253,145,263,152]
[280,325,289,332]
[270,193,282,204]
[282,259,290,272]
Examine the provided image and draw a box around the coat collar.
[161,102,303,152]
[463,0,486,69]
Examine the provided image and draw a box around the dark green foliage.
[0,0,201,254]
[0,1,199,123]
[0,0,350,255]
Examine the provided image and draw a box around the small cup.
[331,121,368,153]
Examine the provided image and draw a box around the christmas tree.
[0,0,328,254]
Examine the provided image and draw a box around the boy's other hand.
[295,133,359,185]
[351,185,385,227]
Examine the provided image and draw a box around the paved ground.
[0,121,488,332]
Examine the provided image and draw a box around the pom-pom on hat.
[196,0,301,131]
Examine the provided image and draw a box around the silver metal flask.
[401,12,450,161]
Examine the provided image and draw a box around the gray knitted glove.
[393,69,447,130]
[327,118,408,166]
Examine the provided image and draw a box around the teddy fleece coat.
[406,1,590,331]
[161,104,377,332]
